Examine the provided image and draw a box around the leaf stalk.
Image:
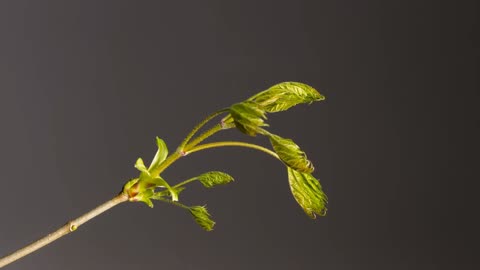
[186,141,280,160]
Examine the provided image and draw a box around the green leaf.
[148,137,168,171]
[189,205,215,231]
[229,101,268,136]
[197,171,234,188]
[287,167,327,218]
[134,158,149,174]
[248,82,325,113]
[269,134,314,173]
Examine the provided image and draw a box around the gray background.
[0,1,478,269]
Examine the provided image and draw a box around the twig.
[0,193,128,268]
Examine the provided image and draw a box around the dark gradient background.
[0,1,478,269]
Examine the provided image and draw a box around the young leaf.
[189,205,215,231]
[248,82,325,113]
[134,158,149,174]
[287,167,327,218]
[229,101,268,136]
[197,171,234,188]
[148,137,168,171]
[269,134,314,173]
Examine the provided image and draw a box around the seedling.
[0,82,328,268]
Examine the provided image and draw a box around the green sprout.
[0,82,328,268]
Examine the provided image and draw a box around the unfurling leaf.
[269,134,314,173]
[129,139,178,202]
[148,137,168,171]
[189,205,215,231]
[248,82,325,113]
[229,101,268,136]
[129,156,179,201]
[287,167,327,218]
[198,171,234,188]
